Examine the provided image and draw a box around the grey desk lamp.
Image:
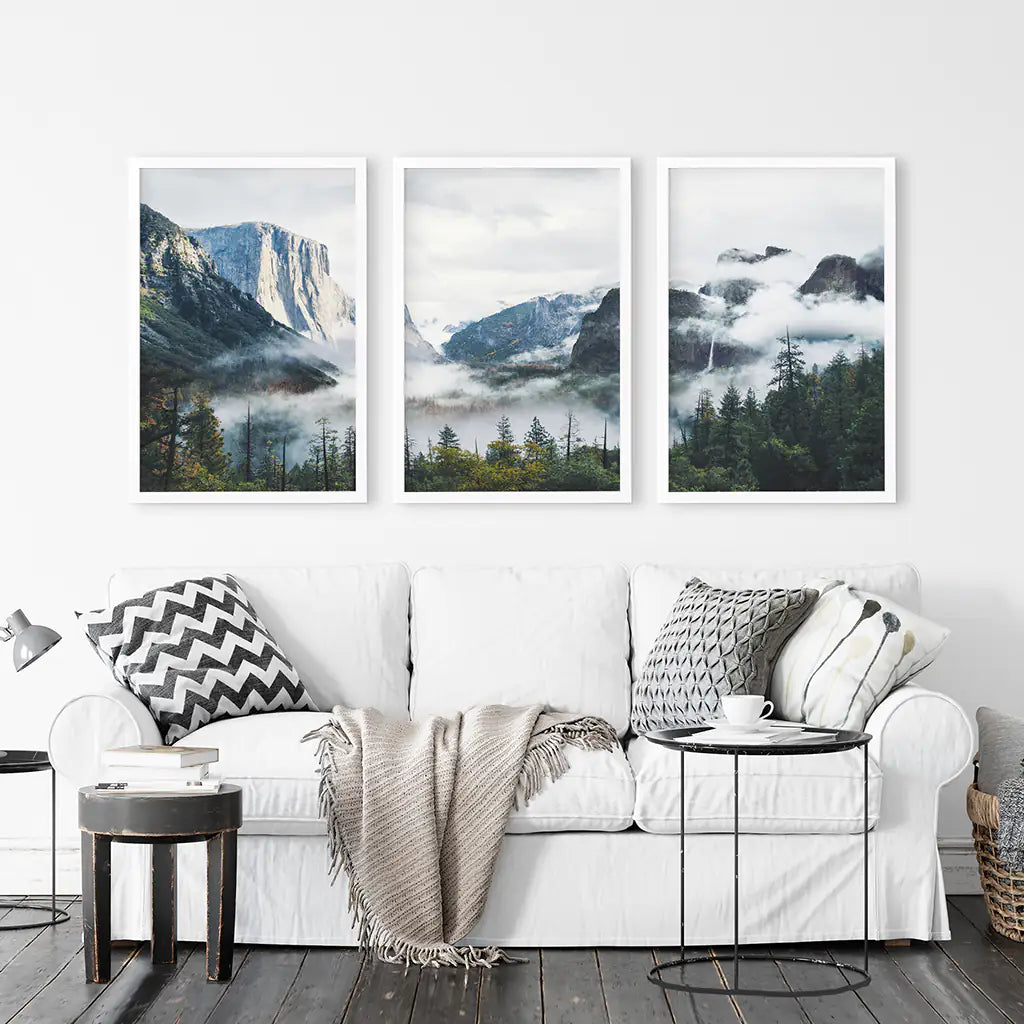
[0,610,61,757]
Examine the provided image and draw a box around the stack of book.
[97,745,221,793]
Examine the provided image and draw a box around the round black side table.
[645,726,872,999]
[0,751,70,930]
[78,784,242,984]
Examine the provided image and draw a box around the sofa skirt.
[105,823,949,946]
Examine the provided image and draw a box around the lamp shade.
[6,610,61,672]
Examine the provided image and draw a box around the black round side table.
[78,784,242,984]
[0,751,70,930]
[645,726,872,999]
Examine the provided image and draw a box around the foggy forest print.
[402,163,628,496]
[665,163,890,496]
[137,164,363,498]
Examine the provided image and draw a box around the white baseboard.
[939,838,982,895]
[0,840,80,896]
[0,837,985,898]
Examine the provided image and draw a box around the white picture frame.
[131,156,367,503]
[395,157,632,503]
[657,157,896,504]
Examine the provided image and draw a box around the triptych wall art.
[131,156,893,505]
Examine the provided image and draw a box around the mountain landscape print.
[135,160,365,500]
[661,159,894,502]
[399,160,630,500]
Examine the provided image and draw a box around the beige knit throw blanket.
[304,704,616,968]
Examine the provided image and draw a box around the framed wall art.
[396,157,631,502]
[132,157,367,502]
[658,157,895,503]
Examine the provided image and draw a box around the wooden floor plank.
[6,945,137,1024]
[0,899,77,974]
[540,949,608,1024]
[826,943,944,1024]
[205,947,305,1024]
[934,902,1024,1023]
[70,944,191,1024]
[715,948,811,1024]
[134,944,249,1024]
[771,945,877,1024]
[0,902,92,1022]
[653,948,741,1024]
[886,941,1011,1024]
[476,950,540,1024]
[274,947,363,1024]
[410,964,480,1024]
[3,897,1024,1024]
[950,896,1024,976]
[342,954,420,1024]
[596,949,674,1024]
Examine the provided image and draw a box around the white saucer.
[700,718,773,735]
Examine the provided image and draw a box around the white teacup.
[720,694,774,726]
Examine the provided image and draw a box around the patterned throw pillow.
[771,580,949,731]
[632,578,818,734]
[78,575,317,742]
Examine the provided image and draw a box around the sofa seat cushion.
[189,711,635,836]
[187,711,329,836]
[628,736,882,835]
[507,741,635,834]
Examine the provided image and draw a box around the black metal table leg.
[733,750,740,990]
[0,766,70,931]
[648,727,873,999]
[864,743,870,973]
[82,831,111,983]
[152,844,176,965]
[206,829,237,982]
[679,747,685,982]
[51,769,56,925]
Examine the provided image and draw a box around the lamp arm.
[0,625,11,643]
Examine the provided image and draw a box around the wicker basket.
[967,781,1024,941]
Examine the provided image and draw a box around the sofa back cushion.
[630,565,922,687]
[109,565,411,717]
[410,566,631,736]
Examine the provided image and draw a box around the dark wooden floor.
[0,896,1019,1023]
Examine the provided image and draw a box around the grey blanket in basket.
[997,776,1024,871]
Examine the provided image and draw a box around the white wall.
[0,0,1019,891]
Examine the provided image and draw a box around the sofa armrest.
[48,684,161,786]
[866,683,973,830]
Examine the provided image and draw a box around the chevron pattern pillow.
[77,575,317,742]
[632,578,818,734]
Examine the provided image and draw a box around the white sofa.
[49,563,973,946]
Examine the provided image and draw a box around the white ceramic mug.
[720,694,774,726]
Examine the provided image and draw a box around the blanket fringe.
[514,715,617,810]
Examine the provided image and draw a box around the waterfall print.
[659,158,895,502]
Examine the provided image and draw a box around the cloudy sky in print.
[404,166,622,341]
[141,167,358,289]
[669,166,885,289]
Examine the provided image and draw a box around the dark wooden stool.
[78,784,242,983]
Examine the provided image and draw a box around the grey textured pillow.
[977,707,1024,795]
[632,578,818,734]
